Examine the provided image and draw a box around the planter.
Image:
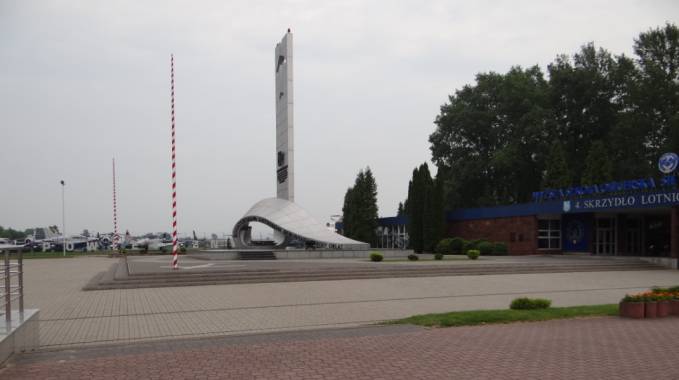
[619,301,645,319]
[645,301,658,318]
[670,299,679,316]
[657,301,671,318]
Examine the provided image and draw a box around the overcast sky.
[1,1,677,238]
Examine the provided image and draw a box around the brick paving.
[3,317,679,379]
[19,256,679,348]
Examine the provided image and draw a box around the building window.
[538,219,561,249]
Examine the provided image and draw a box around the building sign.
[533,176,677,202]
[659,152,678,174]
[562,189,679,213]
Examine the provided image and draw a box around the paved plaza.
[16,256,679,348]
[2,317,679,379]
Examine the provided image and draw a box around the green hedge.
[492,242,508,255]
[462,240,476,253]
[478,241,493,255]
[435,238,454,255]
[510,297,551,310]
[466,249,480,260]
[370,252,383,262]
[450,237,465,254]
[441,238,509,256]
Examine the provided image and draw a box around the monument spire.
[275,29,294,201]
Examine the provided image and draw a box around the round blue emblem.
[566,220,584,245]
[658,152,679,174]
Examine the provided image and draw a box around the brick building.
[446,174,679,266]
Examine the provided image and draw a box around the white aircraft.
[0,238,25,252]
[24,227,101,252]
[132,238,174,251]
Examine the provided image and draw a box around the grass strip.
[387,304,618,327]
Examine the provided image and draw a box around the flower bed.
[619,286,679,319]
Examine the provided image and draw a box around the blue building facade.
[446,173,679,260]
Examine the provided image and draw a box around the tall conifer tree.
[341,167,379,246]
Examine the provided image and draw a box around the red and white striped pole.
[112,158,120,251]
[170,54,179,269]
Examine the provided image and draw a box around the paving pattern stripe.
[5,318,679,380]
[34,285,652,321]
[37,320,372,349]
[19,257,679,351]
[34,288,633,348]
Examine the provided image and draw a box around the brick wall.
[447,215,540,255]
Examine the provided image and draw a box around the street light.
[60,180,66,257]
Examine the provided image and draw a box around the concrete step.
[83,261,665,290]
[237,251,276,260]
[123,261,659,279]
[87,264,664,290]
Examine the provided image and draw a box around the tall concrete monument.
[275,29,294,202]
[232,30,368,250]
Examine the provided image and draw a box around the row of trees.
[403,163,445,253]
[429,23,679,209]
[341,167,379,245]
[342,164,448,252]
[0,226,30,240]
[341,24,677,251]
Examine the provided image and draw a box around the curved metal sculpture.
[232,198,368,250]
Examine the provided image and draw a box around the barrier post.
[4,250,10,323]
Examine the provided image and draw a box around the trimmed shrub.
[492,242,508,255]
[407,254,419,261]
[478,241,493,255]
[370,252,384,262]
[435,239,454,255]
[434,253,443,260]
[462,240,472,252]
[466,249,480,260]
[464,239,483,253]
[450,237,465,254]
[510,297,552,310]
[180,246,187,253]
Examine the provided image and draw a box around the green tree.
[427,23,677,208]
[396,202,405,217]
[547,44,624,183]
[419,164,435,252]
[406,166,423,252]
[633,23,679,155]
[341,167,378,246]
[581,141,614,185]
[429,66,551,208]
[405,163,445,253]
[428,175,445,251]
[342,187,356,237]
[0,226,26,240]
[542,141,572,189]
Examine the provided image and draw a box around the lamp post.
[60,180,66,257]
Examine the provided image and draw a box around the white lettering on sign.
[570,191,679,211]
[579,196,636,209]
[641,192,679,206]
